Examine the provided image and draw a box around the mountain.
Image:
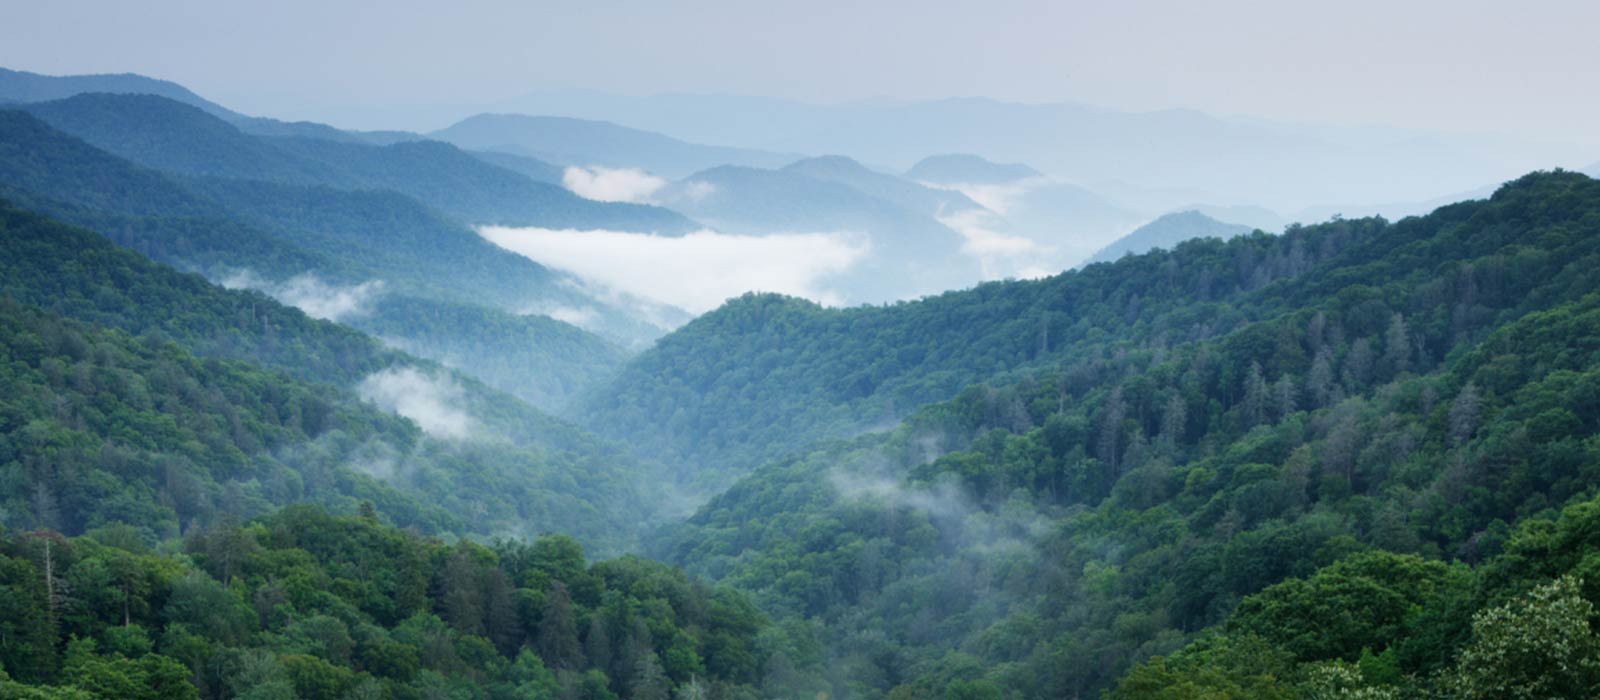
[648,170,1600,698]
[1083,210,1255,266]
[355,295,629,411]
[0,66,236,117]
[0,107,664,403]
[486,91,1583,213]
[783,155,985,217]
[0,65,408,144]
[904,153,1043,185]
[1182,202,1288,232]
[18,93,697,233]
[906,154,1143,264]
[0,201,665,552]
[657,164,981,303]
[430,113,799,179]
[466,148,566,185]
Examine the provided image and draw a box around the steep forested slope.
[0,108,657,395]
[359,295,628,411]
[0,203,656,551]
[582,206,1377,489]
[651,171,1600,697]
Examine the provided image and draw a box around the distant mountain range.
[0,101,667,409]
[1082,210,1255,266]
[429,113,799,179]
[658,161,980,302]
[478,89,1592,213]
[905,153,1042,185]
[908,153,1143,264]
[15,93,696,234]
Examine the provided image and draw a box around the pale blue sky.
[3,0,1597,142]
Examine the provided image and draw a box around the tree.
[630,652,670,700]
[1446,576,1600,700]
[1383,313,1411,376]
[1448,383,1482,447]
[537,582,584,670]
[1098,388,1127,478]
[1241,362,1267,427]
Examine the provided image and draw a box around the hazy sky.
[4,0,1598,142]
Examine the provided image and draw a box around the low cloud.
[937,210,1055,280]
[680,180,718,202]
[221,270,384,322]
[920,177,1047,216]
[531,304,600,330]
[357,367,476,440]
[828,456,1050,552]
[563,166,669,203]
[479,226,868,313]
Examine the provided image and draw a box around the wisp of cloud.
[357,367,476,440]
[479,226,868,313]
[220,269,384,322]
[562,165,670,203]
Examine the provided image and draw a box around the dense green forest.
[580,188,1375,492]
[0,507,801,699]
[0,106,657,396]
[5,69,1600,700]
[0,201,662,552]
[644,171,1600,697]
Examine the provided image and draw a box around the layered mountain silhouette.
[1083,210,1255,266]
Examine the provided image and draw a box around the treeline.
[0,507,806,699]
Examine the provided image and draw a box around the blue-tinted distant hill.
[19,93,697,233]
[0,109,663,403]
[493,90,1575,214]
[904,153,1042,185]
[784,155,984,216]
[907,152,1140,264]
[431,113,799,179]
[1082,210,1254,266]
[0,66,233,116]
[659,164,980,302]
[466,148,566,185]
[0,66,407,143]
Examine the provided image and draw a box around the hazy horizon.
[5,0,1598,146]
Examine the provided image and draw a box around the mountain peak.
[904,153,1042,185]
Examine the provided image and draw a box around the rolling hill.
[1083,210,1255,266]
[430,113,799,179]
[18,93,697,233]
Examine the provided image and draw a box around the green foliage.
[0,202,662,550]
[653,171,1600,697]
[0,508,787,699]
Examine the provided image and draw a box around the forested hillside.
[0,508,805,699]
[0,107,657,399]
[18,93,696,233]
[0,202,659,552]
[647,171,1600,697]
[581,196,1375,490]
[2,59,1597,700]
